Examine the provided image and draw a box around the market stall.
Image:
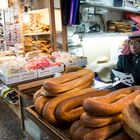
[1,0,140,140]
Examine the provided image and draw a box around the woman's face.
[129,38,140,54]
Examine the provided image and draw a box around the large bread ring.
[70,120,83,135]
[87,86,140,103]
[83,122,122,140]
[43,70,94,94]
[123,123,140,140]
[134,94,140,110]
[55,89,111,123]
[72,125,93,140]
[43,69,93,85]
[80,112,122,128]
[83,88,140,116]
[41,80,93,97]
[34,95,49,116]
[107,130,131,140]
[122,101,140,134]
[42,88,96,124]
[33,90,42,103]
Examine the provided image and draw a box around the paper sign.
[112,69,135,86]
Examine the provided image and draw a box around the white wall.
[81,33,128,64]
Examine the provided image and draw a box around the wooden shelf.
[82,3,140,14]
[23,31,62,36]
[23,32,50,36]
[26,105,70,140]
[28,8,48,14]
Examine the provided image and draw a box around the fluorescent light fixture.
[0,0,8,9]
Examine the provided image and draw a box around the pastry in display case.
[19,0,62,54]
[22,12,50,34]
[3,3,22,50]
[24,36,52,54]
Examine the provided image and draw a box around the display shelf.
[0,64,64,85]
[23,31,62,36]
[81,2,140,13]
[21,1,64,52]
[23,32,50,36]
[28,8,48,14]
[26,105,70,140]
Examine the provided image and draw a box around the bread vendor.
[111,31,140,88]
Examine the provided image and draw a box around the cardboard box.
[20,70,38,82]
[0,72,21,85]
[38,64,64,78]
[0,70,38,85]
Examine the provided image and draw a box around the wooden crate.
[26,105,71,140]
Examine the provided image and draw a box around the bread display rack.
[18,0,67,53]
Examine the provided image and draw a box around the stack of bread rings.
[33,68,106,125]
[70,86,140,140]
[122,94,140,140]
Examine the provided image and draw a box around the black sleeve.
[115,55,124,72]
[111,55,124,82]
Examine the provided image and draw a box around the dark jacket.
[112,53,140,85]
